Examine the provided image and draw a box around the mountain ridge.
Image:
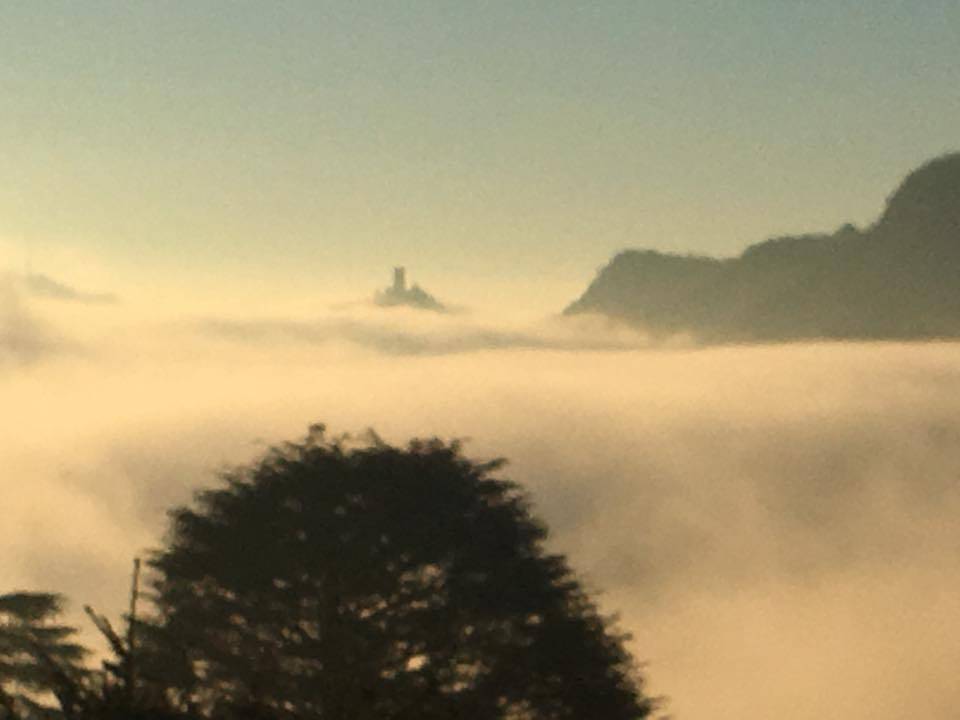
[565,152,960,341]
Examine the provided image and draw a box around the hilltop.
[374,267,447,312]
[565,153,960,341]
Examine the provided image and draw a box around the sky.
[1,1,958,314]
[2,6,960,717]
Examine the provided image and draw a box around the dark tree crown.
[138,425,654,720]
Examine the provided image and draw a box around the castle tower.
[393,266,406,293]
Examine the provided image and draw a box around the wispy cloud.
[0,275,63,366]
[24,273,118,304]
[197,310,653,356]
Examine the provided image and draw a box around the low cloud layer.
[24,273,118,305]
[3,322,960,719]
[198,308,654,355]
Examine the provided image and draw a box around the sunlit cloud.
[195,308,654,355]
[2,316,959,719]
[23,273,118,305]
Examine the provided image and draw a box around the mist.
[3,289,960,719]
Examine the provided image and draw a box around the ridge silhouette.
[566,152,960,341]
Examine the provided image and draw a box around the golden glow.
[3,282,960,718]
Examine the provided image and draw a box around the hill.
[374,267,447,312]
[565,153,960,341]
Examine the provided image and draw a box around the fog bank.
[3,301,960,719]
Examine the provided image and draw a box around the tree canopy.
[144,425,654,719]
[0,592,88,719]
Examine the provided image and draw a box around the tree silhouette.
[0,592,88,719]
[145,425,655,719]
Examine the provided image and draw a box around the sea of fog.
[4,277,960,719]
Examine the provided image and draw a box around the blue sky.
[1,1,957,312]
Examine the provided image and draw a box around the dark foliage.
[0,588,195,720]
[143,425,654,719]
[0,592,88,720]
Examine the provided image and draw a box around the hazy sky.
[4,6,960,717]
[1,1,958,312]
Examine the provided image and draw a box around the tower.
[393,266,406,293]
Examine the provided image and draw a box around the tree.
[146,425,655,719]
[0,584,195,720]
[0,593,88,720]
